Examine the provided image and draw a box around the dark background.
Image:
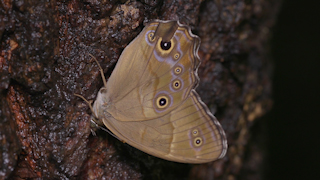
[266,0,320,179]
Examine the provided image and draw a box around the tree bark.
[0,0,280,179]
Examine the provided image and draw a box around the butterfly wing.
[101,89,227,163]
[94,20,227,163]
[105,20,200,121]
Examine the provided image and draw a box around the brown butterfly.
[77,20,227,163]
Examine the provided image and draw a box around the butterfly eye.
[148,32,156,42]
[159,98,167,106]
[153,92,173,113]
[174,81,179,87]
[194,137,203,147]
[174,66,182,75]
[192,129,199,136]
[160,41,171,50]
[174,53,180,60]
[171,79,182,90]
[156,95,169,109]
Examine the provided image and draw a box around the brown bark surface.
[0,0,280,179]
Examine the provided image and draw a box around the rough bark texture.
[0,0,280,179]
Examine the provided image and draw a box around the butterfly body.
[92,20,227,163]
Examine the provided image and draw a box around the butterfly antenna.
[88,54,107,88]
[78,54,125,143]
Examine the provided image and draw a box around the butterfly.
[77,19,227,163]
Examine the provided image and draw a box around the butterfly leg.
[74,93,126,142]
[74,93,105,126]
[74,93,97,117]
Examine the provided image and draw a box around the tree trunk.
[0,0,280,179]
